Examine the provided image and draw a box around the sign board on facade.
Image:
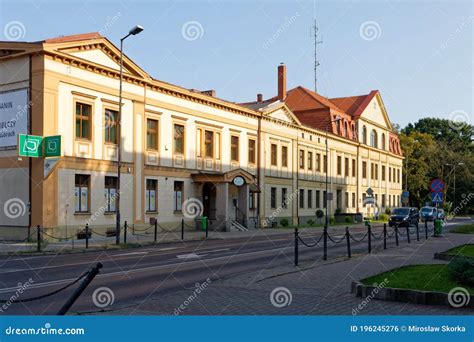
[0,88,28,148]
[44,135,61,157]
[18,134,43,157]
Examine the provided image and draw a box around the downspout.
[256,114,261,228]
[28,54,32,237]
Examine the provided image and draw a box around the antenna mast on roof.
[311,18,323,93]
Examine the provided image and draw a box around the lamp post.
[115,25,144,244]
[325,116,341,228]
[445,162,464,215]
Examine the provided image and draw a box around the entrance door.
[202,183,217,220]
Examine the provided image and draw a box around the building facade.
[0,33,403,238]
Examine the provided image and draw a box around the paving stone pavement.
[96,230,473,315]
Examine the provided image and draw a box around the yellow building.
[0,33,403,238]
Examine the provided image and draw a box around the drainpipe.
[28,54,32,237]
[256,115,261,228]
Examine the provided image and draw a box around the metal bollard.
[383,223,387,250]
[425,220,428,239]
[406,225,411,244]
[294,228,299,266]
[368,223,372,253]
[323,225,328,261]
[346,227,351,258]
[205,217,209,239]
[181,218,184,240]
[123,220,127,244]
[154,220,158,243]
[37,225,41,252]
[416,222,420,241]
[85,223,89,249]
[395,225,399,246]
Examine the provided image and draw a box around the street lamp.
[115,25,144,244]
[325,116,342,228]
[445,162,464,215]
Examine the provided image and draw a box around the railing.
[293,220,435,266]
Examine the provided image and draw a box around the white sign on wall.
[0,88,28,148]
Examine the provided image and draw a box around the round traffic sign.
[430,178,445,192]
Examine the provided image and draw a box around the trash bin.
[201,216,207,232]
[434,219,443,237]
[364,219,371,226]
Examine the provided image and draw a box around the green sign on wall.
[18,134,43,158]
[44,135,61,157]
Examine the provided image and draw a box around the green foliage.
[307,219,315,226]
[385,208,391,215]
[335,208,342,215]
[448,257,474,287]
[316,210,324,219]
[279,218,289,227]
[329,217,335,224]
[378,214,389,221]
[344,216,353,223]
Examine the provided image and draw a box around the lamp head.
[129,25,144,35]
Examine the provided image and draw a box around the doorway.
[202,182,217,220]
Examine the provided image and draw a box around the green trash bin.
[201,216,207,232]
[434,219,443,237]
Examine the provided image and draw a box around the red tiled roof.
[329,90,379,119]
[44,32,102,44]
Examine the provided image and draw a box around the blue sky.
[1,0,472,128]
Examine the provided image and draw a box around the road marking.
[114,252,148,257]
[177,253,207,259]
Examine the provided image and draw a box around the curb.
[351,281,474,308]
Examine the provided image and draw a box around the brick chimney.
[277,63,286,101]
[257,93,263,103]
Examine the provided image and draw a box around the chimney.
[257,93,263,103]
[277,63,286,101]
[201,89,216,97]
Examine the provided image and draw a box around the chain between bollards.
[383,223,387,250]
[323,225,328,261]
[346,227,351,258]
[367,223,372,253]
[294,228,299,266]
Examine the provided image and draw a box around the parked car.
[389,207,419,227]
[420,206,437,222]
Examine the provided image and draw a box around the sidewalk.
[101,229,474,315]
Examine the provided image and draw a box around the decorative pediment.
[0,49,25,58]
[262,103,301,126]
[358,93,392,130]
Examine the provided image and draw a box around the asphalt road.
[0,220,463,315]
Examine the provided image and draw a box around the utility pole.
[311,19,323,93]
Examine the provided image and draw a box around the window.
[74,174,90,213]
[249,191,256,209]
[375,164,378,180]
[371,163,375,180]
[389,167,392,182]
[370,129,378,148]
[104,176,118,213]
[248,139,256,164]
[344,122,349,138]
[308,151,313,170]
[204,130,214,158]
[174,124,185,154]
[282,145,288,167]
[299,189,305,208]
[393,168,396,183]
[323,191,327,208]
[104,109,118,144]
[270,187,277,209]
[337,156,342,175]
[146,179,158,212]
[174,181,183,211]
[282,188,288,208]
[381,133,386,150]
[397,169,400,183]
[316,190,321,208]
[345,157,349,177]
[271,144,278,166]
[308,190,313,208]
[316,153,321,172]
[382,194,386,207]
[231,135,239,161]
[75,102,91,140]
[362,161,367,178]
[147,118,159,150]
[345,192,349,208]
[352,159,356,177]
[299,150,305,169]
[362,125,367,144]
[352,193,356,208]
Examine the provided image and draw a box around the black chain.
[349,232,368,243]
[298,232,324,247]
[327,232,346,244]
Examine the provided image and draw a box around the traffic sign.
[431,192,443,203]
[44,135,61,157]
[430,178,445,193]
[18,134,43,158]
[366,187,374,197]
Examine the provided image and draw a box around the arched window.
[370,129,378,148]
[362,125,367,144]
[336,120,341,135]
[344,121,349,138]
[351,124,356,139]
[381,133,386,150]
